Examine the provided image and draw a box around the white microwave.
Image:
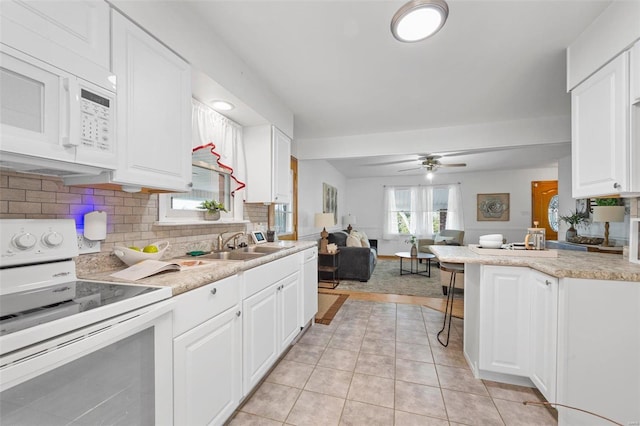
[0,44,117,177]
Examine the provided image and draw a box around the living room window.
[382,184,463,239]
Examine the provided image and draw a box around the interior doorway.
[531,180,558,240]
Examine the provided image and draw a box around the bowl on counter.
[478,240,503,249]
[113,241,170,266]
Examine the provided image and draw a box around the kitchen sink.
[237,246,286,254]
[195,251,267,261]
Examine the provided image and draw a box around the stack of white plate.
[478,234,503,249]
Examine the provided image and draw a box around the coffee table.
[395,252,436,277]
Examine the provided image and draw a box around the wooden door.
[531,181,558,240]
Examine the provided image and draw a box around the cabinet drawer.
[173,275,240,337]
[244,254,298,298]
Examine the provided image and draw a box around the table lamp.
[592,205,625,247]
[315,213,335,253]
[343,214,357,233]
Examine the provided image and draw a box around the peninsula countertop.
[429,245,640,282]
[77,241,318,296]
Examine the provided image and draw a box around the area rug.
[315,293,349,325]
[336,258,461,299]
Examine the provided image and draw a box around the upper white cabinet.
[479,266,530,377]
[632,41,640,104]
[244,125,291,203]
[571,52,634,198]
[0,0,112,89]
[529,270,558,403]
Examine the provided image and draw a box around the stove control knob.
[13,232,37,250]
[42,231,64,248]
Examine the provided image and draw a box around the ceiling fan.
[396,155,466,173]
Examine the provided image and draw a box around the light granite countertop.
[429,245,640,282]
[77,241,317,296]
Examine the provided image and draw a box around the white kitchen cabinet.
[479,265,530,377]
[556,278,640,425]
[0,0,112,89]
[172,275,242,426]
[67,11,192,192]
[243,271,300,394]
[244,125,291,203]
[174,305,242,426]
[631,40,640,104]
[300,247,318,328]
[571,51,639,197]
[529,270,558,403]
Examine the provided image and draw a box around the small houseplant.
[198,200,227,221]
[559,210,589,240]
[405,234,418,257]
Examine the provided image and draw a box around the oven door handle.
[0,300,174,392]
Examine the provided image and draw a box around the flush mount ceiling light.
[391,0,449,42]
[210,100,235,111]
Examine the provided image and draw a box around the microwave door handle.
[61,77,80,148]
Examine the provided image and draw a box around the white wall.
[341,167,559,256]
[297,160,348,240]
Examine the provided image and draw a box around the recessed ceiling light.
[391,0,449,42]
[210,100,235,111]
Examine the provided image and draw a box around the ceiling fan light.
[210,100,235,111]
[391,0,449,42]
[426,171,434,180]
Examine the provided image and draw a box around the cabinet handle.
[210,288,217,295]
[236,310,242,317]
[613,182,621,189]
[545,280,552,286]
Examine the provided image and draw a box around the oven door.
[0,300,173,426]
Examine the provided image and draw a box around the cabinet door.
[301,248,318,327]
[272,127,291,204]
[0,0,111,88]
[279,272,301,349]
[631,41,640,104]
[572,53,629,197]
[479,266,530,376]
[243,283,278,394]
[529,271,558,403]
[174,305,242,426]
[112,12,191,192]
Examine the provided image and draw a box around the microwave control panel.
[80,89,112,152]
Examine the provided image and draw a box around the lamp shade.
[343,214,357,226]
[592,206,625,223]
[315,213,335,229]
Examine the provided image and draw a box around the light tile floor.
[230,299,557,426]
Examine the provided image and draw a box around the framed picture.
[323,183,338,225]
[576,198,591,216]
[477,193,510,221]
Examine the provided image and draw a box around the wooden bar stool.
[437,261,464,347]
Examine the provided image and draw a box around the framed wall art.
[323,182,338,224]
[477,193,510,221]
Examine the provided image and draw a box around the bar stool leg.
[437,270,456,347]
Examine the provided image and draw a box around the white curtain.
[383,184,464,239]
[192,100,247,197]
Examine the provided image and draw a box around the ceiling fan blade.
[362,159,419,167]
[438,163,467,167]
[397,167,423,172]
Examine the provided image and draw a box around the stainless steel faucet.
[218,232,245,250]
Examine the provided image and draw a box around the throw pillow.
[359,230,371,248]
[346,234,362,247]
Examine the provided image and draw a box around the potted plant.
[405,234,418,257]
[559,210,588,241]
[198,200,227,221]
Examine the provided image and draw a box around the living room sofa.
[325,231,378,282]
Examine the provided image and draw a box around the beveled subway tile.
[442,389,504,425]
[240,382,300,422]
[394,410,449,426]
[435,364,488,396]
[483,380,545,403]
[396,358,439,387]
[284,343,325,365]
[394,381,447,420]
[360,337,396,358]
[347,373,395,408]
[229,411,284,425]
[493,398,557,425]
[327,334,363,352]
[396,341,433,363]
[265,360,314,389]
[304,366,353,398]
[339,400,394,426]
[317,347,359,372]
[354,352,395,379]
[286,390,344,426]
